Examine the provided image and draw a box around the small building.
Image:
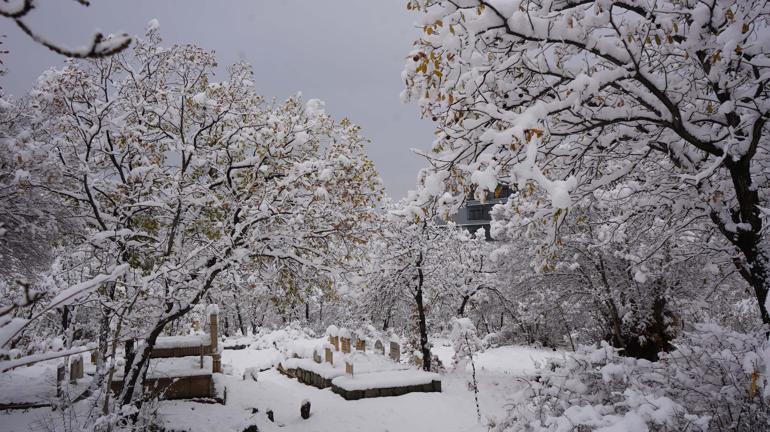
[449,186,511,240]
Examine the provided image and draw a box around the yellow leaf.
[426,26,434,35]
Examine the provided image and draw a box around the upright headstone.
[210,311,221,373]
[329,335,339,351]
[389,342,401,362]
[209,312,219,352]
[341,337,351,354]
[324,347,333,365]
[345,361,354,376]
[412,353,423,369]
[313,350,322,364]
[70,355,84,383]
[374,340,384,355]
[355,338,366,351]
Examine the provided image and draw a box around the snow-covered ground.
[0,331,563,432]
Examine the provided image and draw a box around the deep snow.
[0,332,563,432]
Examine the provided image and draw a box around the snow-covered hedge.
[497,324,769,432]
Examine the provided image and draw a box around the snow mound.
[332,370,440,391]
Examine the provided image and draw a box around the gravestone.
[389,342,400,362]
[412,354,423,369]
[345,361,354,376]
[341,337,351,354]
[313,350,322,364]
[355,338,366,351]
[70,355,84,383]
[209,311,221,373]
[374,340,384,355]
[329,335,339,351]
[324,347,333,365]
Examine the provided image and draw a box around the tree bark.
[714,160,770,325]
[414,251,431,372]
[235,301,246,336]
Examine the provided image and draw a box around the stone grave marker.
[324,347,333,365]
[341,337,351,353]
[389,342,401,362]
[374,340,384,355]
[313,350,322,364]
[345,361,354,376]
[329,335,339,351]
[355,338,366,351]
[412,353,423,369]
[70,355,83,383]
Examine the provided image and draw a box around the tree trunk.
[458,294,471,317]
[414,251,431,372]
[715,160,770,325]
[235,302,246,336]
[597,256,626,349]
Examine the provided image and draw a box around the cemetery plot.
[277,325,442,399]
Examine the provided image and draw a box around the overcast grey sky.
[1,0,434,199]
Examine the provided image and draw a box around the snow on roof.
[332,370,440,391]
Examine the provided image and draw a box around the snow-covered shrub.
[252,321,317,354]
[451,317,484,420]
[660,324,768,431]
[498,324,768,432]
[450,317,483,367]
